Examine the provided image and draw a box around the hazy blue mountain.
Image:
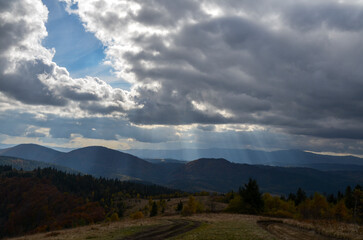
[265,150,363,166]
[125,148,363,168]
[2,144,362,170]
[1,144,362,194]
[289,163,363,171]
[0,144,64,163]
[52,146,159,180]
[165,158,363,194]
[0,156,79,174]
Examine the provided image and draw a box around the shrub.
[263,193,296,218]
[226,195,244,213]
[130,211,144,220]
[181,196,204,216]
[110,213,119,222]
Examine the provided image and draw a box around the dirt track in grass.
[258,220,342,240]
[121,219,201,240]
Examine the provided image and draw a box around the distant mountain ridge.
[54,146,158,181]
[126,148,363,166]
[1,144,362,194]
[3,144,362,167]
[168,158,359,194]
[0,144,64,163]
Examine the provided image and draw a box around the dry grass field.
[8,214,275,240]
[7,213,363,240]
[6,196,363,240]
[7,217,163,240]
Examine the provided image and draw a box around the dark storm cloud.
[127,85,235,125]
[79,101,123,114]
[61,88,100,101]
[0,20,29,55]
[288,125,363,140]
[0,60,68,106]
[131,0,203,26]
[284,2,363,32]
[113,1,363,140]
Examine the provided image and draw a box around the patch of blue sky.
[41,0,131,90]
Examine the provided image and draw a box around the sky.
[0,0,363,156]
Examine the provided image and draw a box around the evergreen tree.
[295,187,307,206]
[287,193,296,203]
[176,200,183,212]
[239,178,264,214]
[337,191,344,202]
[327,193,337,204]
[150,202,158,217]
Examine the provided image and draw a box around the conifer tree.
[239,178,263,214]
[295,187,307,206]
[150,202,158,217]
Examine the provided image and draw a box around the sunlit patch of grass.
[171,214,277,240]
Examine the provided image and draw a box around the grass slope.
[171,214,276,240]
[9,214,276,240]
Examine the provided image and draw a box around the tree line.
[226,178,363,223]
[0,166,182,238]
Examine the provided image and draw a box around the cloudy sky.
[1,0,363,156]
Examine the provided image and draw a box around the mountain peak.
[0,144,63,163]
[68,146,139,159]
[71,145,117,152]
[11,143,59,150]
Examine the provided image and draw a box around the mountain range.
[126,148,363,166]
[1,144,362,195]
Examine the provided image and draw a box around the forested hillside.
[0,156,79,173]
[0,166,180,238]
